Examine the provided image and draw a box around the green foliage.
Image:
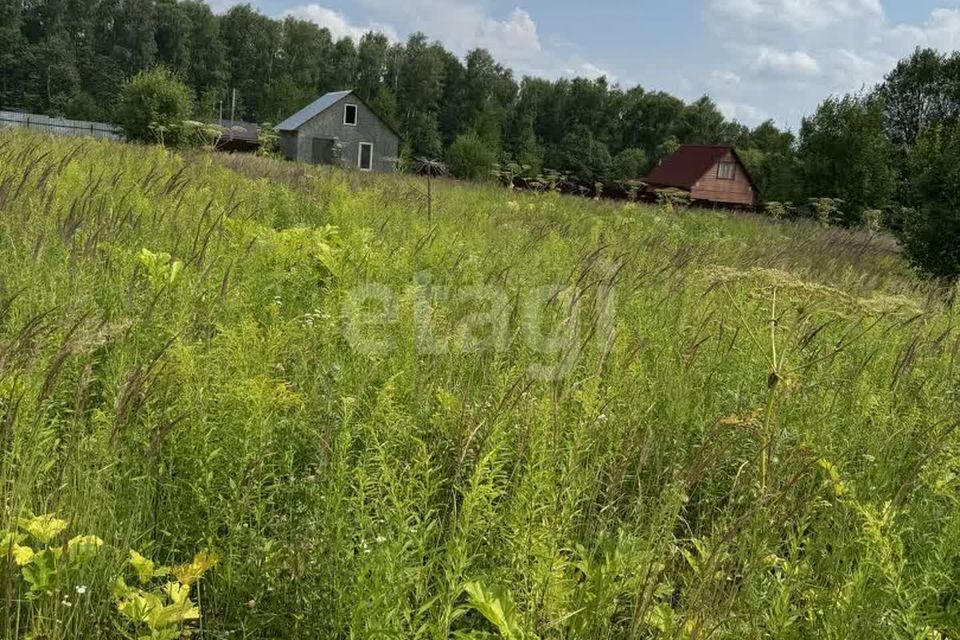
[551,124,611,184]
[459,582,532,640]
[1,514,103,637]
[876,47,960,148]
[797,94,895,226]
[256,122,281,158]
[900,123,960,279]
[447,131,497,181]
[764,201,794,220]
[806,197,845,226]
[114,550,217,640]
[655,187,692,211]
[0,129,957,640]
[655,135,681,162]
[610,147,648,181]
[117,66,193,144]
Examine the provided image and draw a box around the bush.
[552,124,612,184]
[446,131,497,181]
[117,66,193,144]
[611,148,648,181]
[901,123,960,279]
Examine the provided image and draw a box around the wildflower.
[375,535,386,544]
[76,585,88,595]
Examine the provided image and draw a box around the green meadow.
[1,130,959,639]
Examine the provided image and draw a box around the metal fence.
[0,110,122,140]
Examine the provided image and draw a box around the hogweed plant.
[1,514,104,637]
[113,550,219,640]
[1,512,217,640]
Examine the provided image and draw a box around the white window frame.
[358,142,374,171]
[717,161,736,180]
[343,103,358,126]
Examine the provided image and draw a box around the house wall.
[690,151,755,206]
[290,95,399,172]
[279,131,298,161]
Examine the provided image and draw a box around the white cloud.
[753,46,820,76]
[704,0,960,126]
[709,0,883,32]
[284,4,398,41]
[823,48,891,91]
[566,61,616,81]
[889,9,960,53]
[352,0,616,81]
[717,100,768,126]
[710,70,742,86]
[357,0,542,63]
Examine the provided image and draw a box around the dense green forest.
[2,0,960,276]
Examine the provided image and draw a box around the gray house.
[275,90,399,172]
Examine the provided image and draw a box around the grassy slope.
[1,130,959,638]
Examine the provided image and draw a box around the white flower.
[75,585,88,595]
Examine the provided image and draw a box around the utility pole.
[230,88,236,122]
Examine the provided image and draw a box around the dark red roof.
[644,144,755,191]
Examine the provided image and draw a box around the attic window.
[717,161,736,180]
[344,104,358,126]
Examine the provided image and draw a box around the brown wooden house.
[643,145,758,207]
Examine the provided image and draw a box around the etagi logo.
[341,261,619,382]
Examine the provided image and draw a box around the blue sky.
[215,0,960,129]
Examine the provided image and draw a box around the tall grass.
[0,130,958,638]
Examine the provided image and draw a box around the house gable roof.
[643,144,758,192]
[275,90,353,132]
[274,90,399,138]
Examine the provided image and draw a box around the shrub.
[117,66,193,145]
[611,148,649,181]
[901,123,960,279]
[764,201,794,220]
[655,187,691,211]
[552,124,612,184]
[806,197,845,225]
[446,131,497,181]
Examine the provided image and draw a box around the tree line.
[1,0,959,277]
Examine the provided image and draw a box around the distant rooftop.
[274,90,353,132]
[644,145,736,190]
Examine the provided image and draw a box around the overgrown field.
[1,130,959,639]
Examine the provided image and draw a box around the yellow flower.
[19,514,68,543]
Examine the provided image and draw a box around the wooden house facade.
[643,145,758,207]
